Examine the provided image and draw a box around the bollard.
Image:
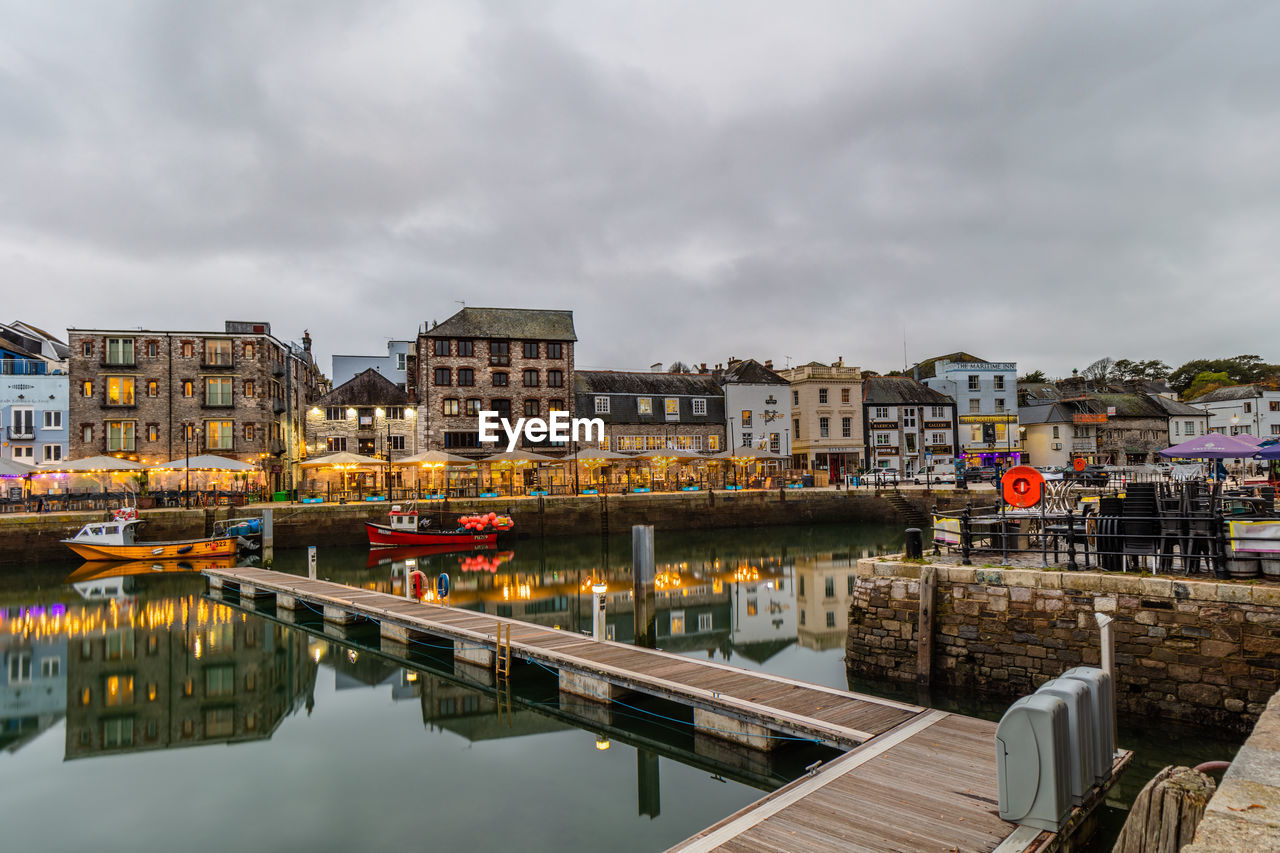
[262,508,274,565]
[307,545,317,580]
[904,528,923,559]
[632,525,656,648]
[1095,613,1117,747]
[592,583,608,641]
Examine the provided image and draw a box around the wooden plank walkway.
[205,566,922,748]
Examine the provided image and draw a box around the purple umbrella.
[1159,433,1261,459]
[1255,443,1280,460]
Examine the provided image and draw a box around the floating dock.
[203,565,1128,852]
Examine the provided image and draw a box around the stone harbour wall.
[846,559,1280,732]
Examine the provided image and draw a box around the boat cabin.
[388,506,420,532]
[71,519,144,545]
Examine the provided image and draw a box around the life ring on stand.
[409,570,425,599]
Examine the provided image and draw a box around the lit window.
[105,674,134,707]
[443,399,460,416]
[204,339,233,365]
[106,377,135,406]
[637,397,652,415]
[82,380,93,397]
[665,398,679,417]
[205,377,233,406]
[206,420,233,450]
[105,421,136,452]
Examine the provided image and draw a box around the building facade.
[1189,384,1280,440]
[717,358,790,456]
[330,339,413,390]
[303,368,417,490]
[921,355,1022,468]
[861,376,957,475]
[409,308,577,458]
[778,360,863,480]
[573,370,725,453]
[67,322,328,491]
[1,322,69,467]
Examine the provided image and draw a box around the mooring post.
[1095,611,1116,746]
[1066,508,1078,571]
[592,583,608,641]
[307,545,317,580]
[916,565,936,687]
[632,525,656,648]
[262,508,274,565]
[960,503,972,566]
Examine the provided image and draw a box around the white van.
[915,463,956,484]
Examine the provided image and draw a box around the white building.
[1,322,68,467]
[717,358,791,456]
[919,353,1021,468]
[1189,384,1280,440]
[331,340,413,390]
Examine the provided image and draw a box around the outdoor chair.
[1120,484,1164,572]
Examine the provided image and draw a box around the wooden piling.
[1113,765,1215,853]
[916,565,936,687]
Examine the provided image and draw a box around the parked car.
[1065,464,1109,486]
[865,467,902,484]
[916,464,956,484]
[963,466,999,483]
[1036,467,1064,481]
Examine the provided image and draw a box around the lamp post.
[183,422,200,509]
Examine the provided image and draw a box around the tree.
[1020,370,1048,383]
[1168,355,1279,394]
[1184,371,1231,401]
[1081,357,1116,383]
[668,361,693,374]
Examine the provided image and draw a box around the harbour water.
[0,522,1243,851]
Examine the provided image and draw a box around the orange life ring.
[1001,466,1045,508]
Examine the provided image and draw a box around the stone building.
[716,358,790,455]
[1,321,68,466]
[573,370,726,453]
[860,375,957,476]
[303,368,417,492]
[408,307,577,458]
[66,321,328,492]
[777,360,864,480]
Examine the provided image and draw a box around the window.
[82,340,93,357]
[826,611,836,628]
[1052,425,1060,439]
[692,398,707,415]
[771,433,780,453]
[1271,401,1280,412]
[434,339,450,356]
[792,390,799,406]
[491,399,511,421]
[523,342,539,359]
[105,674,134,706]
[106,377,135,406]
[969,399,981,413]
[708,434,720,451]
[665,398,679,418]
[82,380,93,397]
[800,611,806,626]
[819,417,830,438]
[874,407,889,419]
[793,418,799,438]
[841,388,851,404]
[183,380,193,398]
[549,399,566,412]
[443,399,460,416]
[205,377,233,406]
[968,375,980,391]
[8,653,31,683]
[12,445,32,461]
[457,368,474,386]
[524,399,539,417]
[205,707,234,738]
[842,417,852,438]
[146,424,159,442]
[669,611,685,635]
[327,437,347,452]
[206,421,233,450]
[742,432,752,447]
[489,340,510,366]
[547,369,563,388]
[244,343,255,359]
[389,435,405,451]
[206,665,235,698]
[931,432,947,445]
[740,410,752,427]
[492,372,508,387]
[818,388,828,404]
[465,398,482,416]
[637,397,652,415]
[243,424,254,442]
[105,337,134,365]
[1273,425,1280,435]
[43,410,62,429]
[547,342,563,359]
[825,576,835,598]
[41,657,60,678]
[1244,402,1253,413]
[523,369,539,387]
[994,376,1005,391]
[324,407,343,421]
[81,425,93,443]
[434,367,451,386]
[595,396,610,414]
[9,407,32,437]
[697,612,713,632]
[457,340,474,357]
[106,421,136,452]
[244,380,254,398]
[876,432,891,446]
[103,717,134,748]
[931,406,946,419]
[42,444,63,462]
[395,352,407,371]
[994,398,1005,412]
[181,341,194,358]
[142,379,157,398]
[386,407,405,420]
[903,409,916,428]
[204,339,233,366]
[905,434,916,452]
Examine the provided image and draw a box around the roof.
[1018,382,1061,403]
[1151,396,1209,417]
[908,352,987,380]
[1017,403,1073,425]
[427,307,577,342]
[574,370,724,397]
[721,358,788,386]
[315,368,410,407]
[1188,384,1264,404]
[862,375,954,405]
[1074,393,1168,419]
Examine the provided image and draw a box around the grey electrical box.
[1036,677,1096,806]
[1062,666,1114,783]
[995,693,1072,832]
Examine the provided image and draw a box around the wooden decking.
[205,565,921,748]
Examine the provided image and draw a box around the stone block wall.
[846,560,1280,732]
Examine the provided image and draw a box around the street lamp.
[183,422,201,508]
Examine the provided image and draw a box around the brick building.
[303,368,417,491]
[67,321,328,491]
[573,370,726,453]
[408,308,577,458]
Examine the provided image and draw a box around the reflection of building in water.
[417,673,567,741]
[64,596,317,759]
[729,573,796,664]
[0,630,67,753]
[794,558,857,651]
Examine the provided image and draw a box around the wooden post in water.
[1113,765,1214,853]
[916,565,936,687]
[261,508,274,565]
[632,525,656,648]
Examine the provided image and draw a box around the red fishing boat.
[365,505,513,548]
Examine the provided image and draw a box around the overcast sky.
[3,1,1277,379]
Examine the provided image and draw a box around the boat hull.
[62,537,240,562]
[365,522,496,548]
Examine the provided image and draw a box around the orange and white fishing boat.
[62,510,238,562]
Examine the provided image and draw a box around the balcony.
[201,357,235,369]
[99,359,136,368]
[272,363,286,377]
[272,399,286,414]
[0,361,49,376]
[6,426,34,440]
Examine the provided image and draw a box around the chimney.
[650,362,663,373]
[302,330,312,353]
[727,356,742,369]
[834,357,844,367]
[764,359,773,370]
[1058,376,1087,398]
[699,363,707,372]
